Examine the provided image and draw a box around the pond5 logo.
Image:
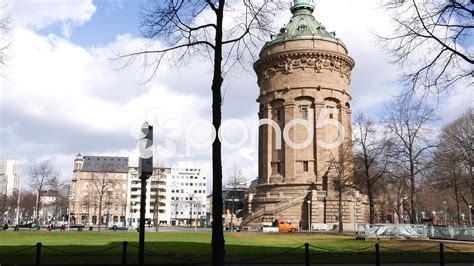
[130,107,345,159]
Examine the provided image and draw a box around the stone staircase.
[242,191,308,226]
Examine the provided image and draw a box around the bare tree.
[225,165,246,232]
[430,142,467,225]
[328,147,354,233]
[91,170,115,231]
[385,173,410,223]
[353,113,390,224]
[115,1,283,263]
[29,160,55,224]
[442,108,473,207]
[378,0,473,95]
[382,96,437,223]
[49,176,68,220]
[0,3,10,71]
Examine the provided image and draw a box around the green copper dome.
[266,0,344,47]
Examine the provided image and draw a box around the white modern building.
[0,160,20,196]
[126,166,172,227]
[169,162,208,226]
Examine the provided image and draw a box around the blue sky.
[39,0,142,47]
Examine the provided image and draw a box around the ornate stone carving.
[258,53,353,82]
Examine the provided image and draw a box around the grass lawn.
[0,231,472,264]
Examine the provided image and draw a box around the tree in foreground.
[29,160,55,224]
[353,113,390,224]
[382,96,437,223]
[116,1,283,263]
[378,0,473,95]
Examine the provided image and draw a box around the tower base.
[243,182,369,231]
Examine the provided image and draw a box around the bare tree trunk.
[98,197,103,231]
[35,192,40,224]
[455,191,461,225]
[338,189,343,233]
[211,1,225,264]
[230,196,235,232]
[367,180,375,224]
[410,175,416,224]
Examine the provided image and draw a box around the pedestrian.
[60,224,66,231]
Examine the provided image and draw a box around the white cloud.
[1,0,471,190]
[8,0,96,38]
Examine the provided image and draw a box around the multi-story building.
[126,166,171,227]
[69,154,208,228]
[0,160,20,196]
[169,162,207,226]
[69,154,129,226]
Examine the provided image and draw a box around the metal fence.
[0,241,472,265]
[358,224,474,241]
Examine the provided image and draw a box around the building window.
[328,107,335,119]
[302,107,308,119]
[303,161,309,172]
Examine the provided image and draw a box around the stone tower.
[243,0,369,230]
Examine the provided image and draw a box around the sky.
[0,0,472,191]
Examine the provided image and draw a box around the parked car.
[225,225,241,232]
[277,220,298,232]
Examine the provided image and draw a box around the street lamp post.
[306,199,311,231]
[138,123,153,266]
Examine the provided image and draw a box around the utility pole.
[138,122,153,266]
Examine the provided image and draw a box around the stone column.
[314,101,325,182]
[283,102,296,182]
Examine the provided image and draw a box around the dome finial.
[290,0,315,14]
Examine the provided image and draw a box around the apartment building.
[69,154,208,227]
[126,166,172,227]
[0,160,20,196]
[69,154,129,226]
[169,162,207,226]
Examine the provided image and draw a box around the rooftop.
[80,155,129,173]
[266,0,344,48]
